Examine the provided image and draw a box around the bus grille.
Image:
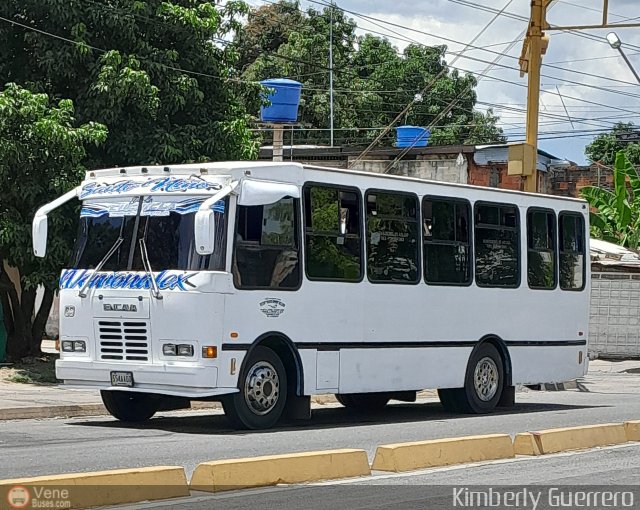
[97,321,150,362]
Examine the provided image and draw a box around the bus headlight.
[177,344,194,357]
[162,344,195,357]
[163,344,177,356]
[61,340,86,352]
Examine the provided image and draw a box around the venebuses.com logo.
[6,485,71,509]
[7,486,29,509]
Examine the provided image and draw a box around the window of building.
[559,212,586,291]
[304,185,362,281]
[527,209,557,289]
[233,197,301,289]
[366,191,419,283]
[474,203,520,287]
[423,197,471,285]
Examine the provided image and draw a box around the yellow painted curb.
[371,434,514,473]
[516,423,627,455]
[513,433,543,456]
[625,420,640,441]
[190,449,370,492]
[0,466,189,509]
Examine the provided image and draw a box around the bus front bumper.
[56,359,238,398]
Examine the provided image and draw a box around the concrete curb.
[190,449,371,492]
[0,396,342,422]
[625,420,640,441]
[371,434,515,473]
[0,466,189,509]
[513,423,628,455]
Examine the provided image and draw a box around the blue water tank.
[260,78,302,123]
[396,125,430,148]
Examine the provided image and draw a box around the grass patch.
[0,355,58,385]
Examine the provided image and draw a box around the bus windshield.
[70,197,227,271]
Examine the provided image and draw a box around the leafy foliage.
[234,0,505,146]
[0,84,107,358]
[0,0,260,167]
[585,122,640,166]
[581,151,640,250]
[0,1,261,358]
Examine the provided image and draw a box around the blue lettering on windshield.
[59,270,197,291]
[80,177,222,199]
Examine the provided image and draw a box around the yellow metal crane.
[510,0,640,193]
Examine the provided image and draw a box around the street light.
[607,32,640,84]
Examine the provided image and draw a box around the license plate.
[110,371,134,387]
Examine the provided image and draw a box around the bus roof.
[85,161,586,205]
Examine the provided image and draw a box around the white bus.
[33,162,590,429]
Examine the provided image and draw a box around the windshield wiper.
[78,236,124,298]
[139,238,162,300]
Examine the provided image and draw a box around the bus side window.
[474,202,520,288]
[423,197,471,285]
[366,191,419,284]
[559,212,586,291]
[304,185,362,281]
[233,197,301,289]
[527,209,557,290]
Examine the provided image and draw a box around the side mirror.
[194,209,215,255]
[33,214,48,258]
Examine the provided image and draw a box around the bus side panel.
[510,345,587,384]
[338,347,471,393]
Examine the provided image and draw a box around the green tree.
[0,1,260,357]
[234,1,504,146]
[581,151,640,249]
[585,122,640,166]
[0,0,259,167]
[0,84,107,359]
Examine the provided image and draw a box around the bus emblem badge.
[259,298,285,318]
[104,303,138,312]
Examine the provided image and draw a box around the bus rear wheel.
[101,390,158,422]
[222,346,287,430]
[336,393,390,413]
[438,343,505,414]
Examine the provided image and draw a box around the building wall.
[589,272,640,358]
[349,156,468,184]
[551,164,613,198]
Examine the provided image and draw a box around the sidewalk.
[0,359,638,421]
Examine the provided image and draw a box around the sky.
[247,0,640,164]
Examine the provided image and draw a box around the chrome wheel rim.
[473,357,499,402]
[244,361,280,416]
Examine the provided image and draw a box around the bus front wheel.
[438,343,505,414]
[336,393,390,413]
[101,390,158,422]
[222,346,288,430]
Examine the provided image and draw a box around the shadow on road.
[70,400,604,436]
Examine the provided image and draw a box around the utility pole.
[513,0,640,193]
[509,0,550,193]
[329,1,334,147]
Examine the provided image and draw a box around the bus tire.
[458,342,505,414]
[101,390,158,422]
[336,393,390,413]
[437,388,461,413]
[222,346,287,430]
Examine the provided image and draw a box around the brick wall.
[551,164,613,198]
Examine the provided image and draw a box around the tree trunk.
[31,288,54,355]
[0,270,30,360]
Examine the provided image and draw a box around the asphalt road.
[112,444,640,510]
[0,370,639,480]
